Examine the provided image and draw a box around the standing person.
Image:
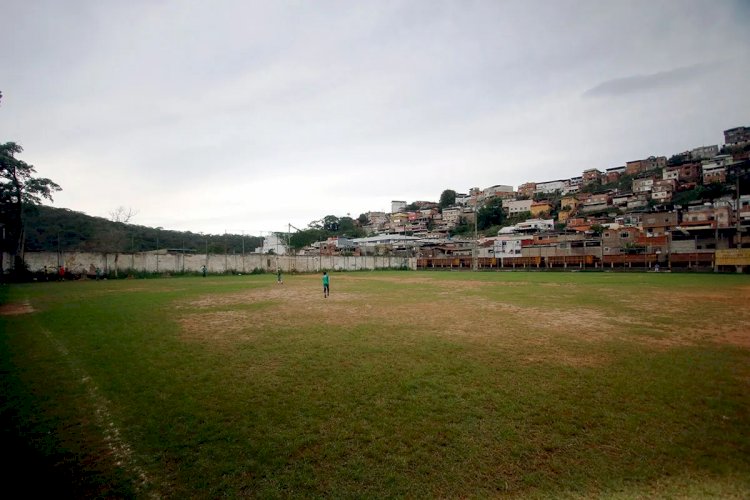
[58,265,65,281]
[322,271,330,298]
[201,265,207,277]
[277,267,283,284]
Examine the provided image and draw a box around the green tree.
[477,198,504,230]
[289,228,327,250]
[322,215,340,232]
[439,189,456,209]
[1,142,61,276]
[450,217,472,236]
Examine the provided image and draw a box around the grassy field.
[1,271,749,498]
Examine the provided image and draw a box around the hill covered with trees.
[22,205,263,255]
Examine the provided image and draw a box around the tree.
[357,213,368,226]
[109,206,139,223]
[322,215,340,232]
[289,228,326,250]
[439,189,456,209]
[450,217,472,236]
[477,197,504,230]
[1,142,61,276]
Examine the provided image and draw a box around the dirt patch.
[174,275,750,358]
[175,279,616,356]
[0,301,34,315]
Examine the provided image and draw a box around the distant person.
[277,268,283,284]
[58,265,65,281]
[95,267,102,280]
[322,271,329,298]
[201,265,207,277]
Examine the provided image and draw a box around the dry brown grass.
[0,300,34,315]
[175,274,750,361]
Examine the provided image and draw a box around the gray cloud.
[583,62,721,98]
[2,1,750,234]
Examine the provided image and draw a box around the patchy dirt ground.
[0,300,34,315]
[175,274,750,363]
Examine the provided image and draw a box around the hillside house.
[641,212,678,236]
[479,185,514,203]
[690,145,719,160]
[441,207,462,227]
[652,179,676,202]
[563,177,583,194]
[724,126,750,146]
[517,182,536,197]
[530,201,554,217]
[612,192,631,207]
[535,180,566,194]
[560,195,580,212]
[633,177,655,193]
[702,163,727,184]
[582,169,602,185]
[602,227,641,255]
[581,193,611,213]
[454,193,471,206]
[682,205,732,229]
[391,201,407,213]
[505,199,533,216]
[605,166,626,184]
[626,194,649,210]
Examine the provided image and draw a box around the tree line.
[22,205,263,255]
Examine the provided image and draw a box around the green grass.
[1,272,749,498]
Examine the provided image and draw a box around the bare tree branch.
[108,206,139,223]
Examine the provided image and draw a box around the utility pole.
[473,202,479,271]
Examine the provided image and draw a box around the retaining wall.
[4,251,416,274]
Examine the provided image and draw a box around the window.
[620,232,630,238]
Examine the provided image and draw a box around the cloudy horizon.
[2,0,749,236]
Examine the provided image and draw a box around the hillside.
[22,205,263,255]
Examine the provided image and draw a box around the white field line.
[40,326,161,499]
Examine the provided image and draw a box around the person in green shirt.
[322,271,330,298]
[277,268,283,284]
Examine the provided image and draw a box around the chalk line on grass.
[40,326,161,499]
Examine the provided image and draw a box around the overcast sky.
[2,0,749,235]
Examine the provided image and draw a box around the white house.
[391,200,407,213]
[534,180,566,194]
[504,199,533,215]
[255,233,289,255]
[493,235,528,257]
[499,218,554,234]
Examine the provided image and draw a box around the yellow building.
[530,201,553,218]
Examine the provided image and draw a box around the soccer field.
[1,271,749,498]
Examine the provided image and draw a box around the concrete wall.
[5,251,416,274]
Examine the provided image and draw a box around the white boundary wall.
[6,252,416,274]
